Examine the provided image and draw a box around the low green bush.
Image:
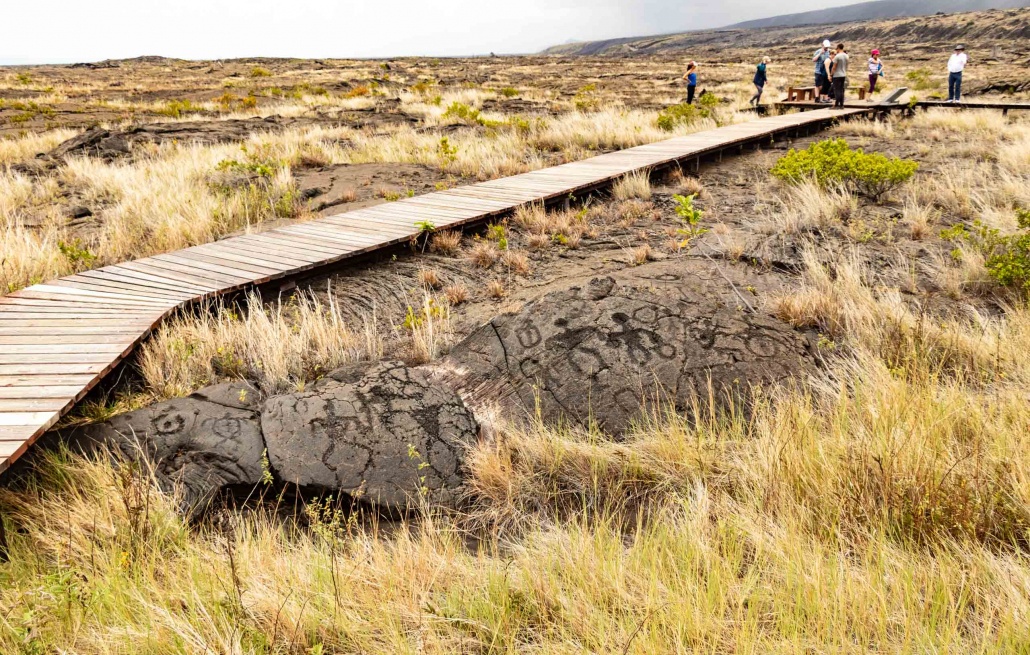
[656,103,711,132]
[771,138,918,201]
[942,210,1030,291]
[442,102,500,127]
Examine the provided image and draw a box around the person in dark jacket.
[749,57,770,106]
[682,61,698,104]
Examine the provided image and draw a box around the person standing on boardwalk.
[682,61,698,104]
[830,44,849,109]
[947,44,967,103]
[750,57,769,106]
[867,49,884,97]
[813,40,832,103]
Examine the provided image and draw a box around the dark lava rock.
[262,361,476,508]
[441,276,814,435]
[75,381,265,514]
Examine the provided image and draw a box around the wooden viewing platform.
[0,108,870,474]
[778,99,1030,115]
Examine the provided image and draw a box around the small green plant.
[407,444,431,498]
[905,68,940,91]
[941,213,1030,291]
[415,219,436,234]
[158,99,204,118]
[250,66,272,78]
[500,86,519,98]
[15,72,33,85]
[442,101,499,127]
[58,239,98,267]
[572,83,600,111]
[672,194,708,245]
[772,138,919,201]
[437,137,458,165]
[411,78,437,95]
[656,103,710,131]
[260,449,274,486]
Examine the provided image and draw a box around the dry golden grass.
[138,290,380,398]
[466,240,499,268]
[612,171,652,201]
[443,283,469,306]
[429,230,462,256]
[416,267,442,290]
[499,249,531,276]
[486,279,506,299]
[760,180,857,235]
[5,271,1030,652]
[631,243,654,265]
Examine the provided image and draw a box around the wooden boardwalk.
[0,108,868,474]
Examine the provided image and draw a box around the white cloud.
[2,0,854,64]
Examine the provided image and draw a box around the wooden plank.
[0,363,109,376]
[0,399,70,412]
[0,411,59,426]
[0,374,98,387]
[119,259,247,290]
[51,277,193,302]
[0,386,93,399]
[79,267,215,296]
[21,284,174,307]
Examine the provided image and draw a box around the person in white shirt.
[947,44,968,103]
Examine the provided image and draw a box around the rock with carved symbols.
[75,381,265,514]
[440,275,814,436]
[261,361,477,509]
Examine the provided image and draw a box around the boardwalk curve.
[0,108,868,473]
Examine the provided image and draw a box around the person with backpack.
[947,44,968,103]
[682,61,698,104]
[829,44,849,109]
[867,49,885,97]
[813,40,832,103]
[750,57,770,106]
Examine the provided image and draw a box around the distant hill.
[543,5,1030,56]
[730,0,1028,30]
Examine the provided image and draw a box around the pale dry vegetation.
[4,48,1030,654]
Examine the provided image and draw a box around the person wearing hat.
[813,40,833,103]
[867,49,885,97]
[947,44,968,103]
[682,61,699,104]
[750,57,770,106]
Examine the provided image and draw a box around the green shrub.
[771,138,918,201]
[157,99,204,118]
[673,194,707,245]
[905,68,940,91]
[573,83,600,111]
[250,67,273,78]
[656,103,710,132]
[442,102,499,127]
[942,214,1030,291]
[500,87,519,98]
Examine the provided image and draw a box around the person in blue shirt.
[749,57,770,106]
[813,40,832,103]
[682,61,698,104]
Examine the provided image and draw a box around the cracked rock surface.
[441,275,814,436]
[261,361,476,508]
[75,381,265,514]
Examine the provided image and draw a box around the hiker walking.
[947,44,967,103]
[867,49,885,97]
[813,40,832,103]
[682,61,698,104]
[830,44,849,109]
[750,57,769,106]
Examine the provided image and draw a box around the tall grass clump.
[138,291,380,398]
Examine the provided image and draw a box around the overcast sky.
[1,0,865,64]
